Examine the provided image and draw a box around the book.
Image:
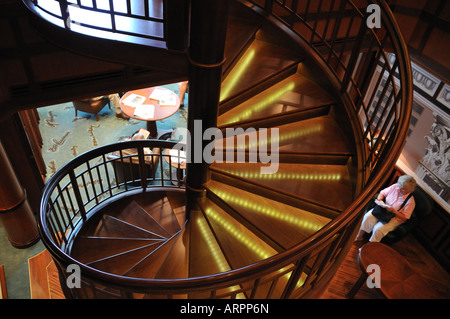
[138,128,150,139]
[133,104,155,119]
[122,93,146,107]
[149,88,177,106]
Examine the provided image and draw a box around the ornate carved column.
[0,141,39,248]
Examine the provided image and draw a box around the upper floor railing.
[24,0,188,49]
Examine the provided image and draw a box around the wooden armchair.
[73,97,111,121]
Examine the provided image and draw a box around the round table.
[120,87,180,138]
[347,242,440,299]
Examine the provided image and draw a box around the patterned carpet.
[37,83,187,180]
[0,83,187,299]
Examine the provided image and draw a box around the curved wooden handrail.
[36,0,412,299]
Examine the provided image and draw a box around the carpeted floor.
[38,83,187,179]
[0,83,187,299]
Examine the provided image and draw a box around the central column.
[185,0,229,214]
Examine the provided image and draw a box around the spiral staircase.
[28,0,412,299]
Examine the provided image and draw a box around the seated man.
[121,132,155,164]
[108,132,160,186]
[91,94,129,120]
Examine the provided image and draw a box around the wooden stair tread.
[223,16,260,75]
[276,117,354,154]
[215,116,353,156]
[189,210,231,277]
[220,39,303,102]
[205,180,331,249]
[131,192,182,235]
[218,72,334,126]
[166,191,187,228]
[210,162,353,212]
[91,215,166,240]
[86,241,165,275]
[155,226,190,279]
[70,236,164,264]
[108,200,172,239]
[123,233,180,279]
[199,198,278,270]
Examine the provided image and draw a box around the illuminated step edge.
[221,82,296,125]
[210,188,326,233]
[204,206,274,260]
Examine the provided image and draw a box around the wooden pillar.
[0,112,45,215]
[0,141,39,248]
[185,0,229,214]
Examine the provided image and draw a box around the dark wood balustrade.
[34,0,412,299]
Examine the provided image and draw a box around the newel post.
[185,0,229,216]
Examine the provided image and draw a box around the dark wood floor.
[321,234,450,299]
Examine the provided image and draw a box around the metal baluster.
[108,0,116,32]
[137,145,147,192]
[69,170,87,222]
[160,150,165,187]
[265,0,274,14]
[63,186,76,225]
[86,161,99,205]
[340,17,367,94]
[249,278,261,298]
[49,199,68,245]
[95,164,105,198]
[102,154,113,197]
[58,0,70,29]
[304,0,312,23]
[281,255,309,298]
[321,0,335,47]
[47,210,64,246]
[309,0,323,44]
[118,150,128,191]
[168,151,174,185]
[56,184,74,229]
[327,0,346,65]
